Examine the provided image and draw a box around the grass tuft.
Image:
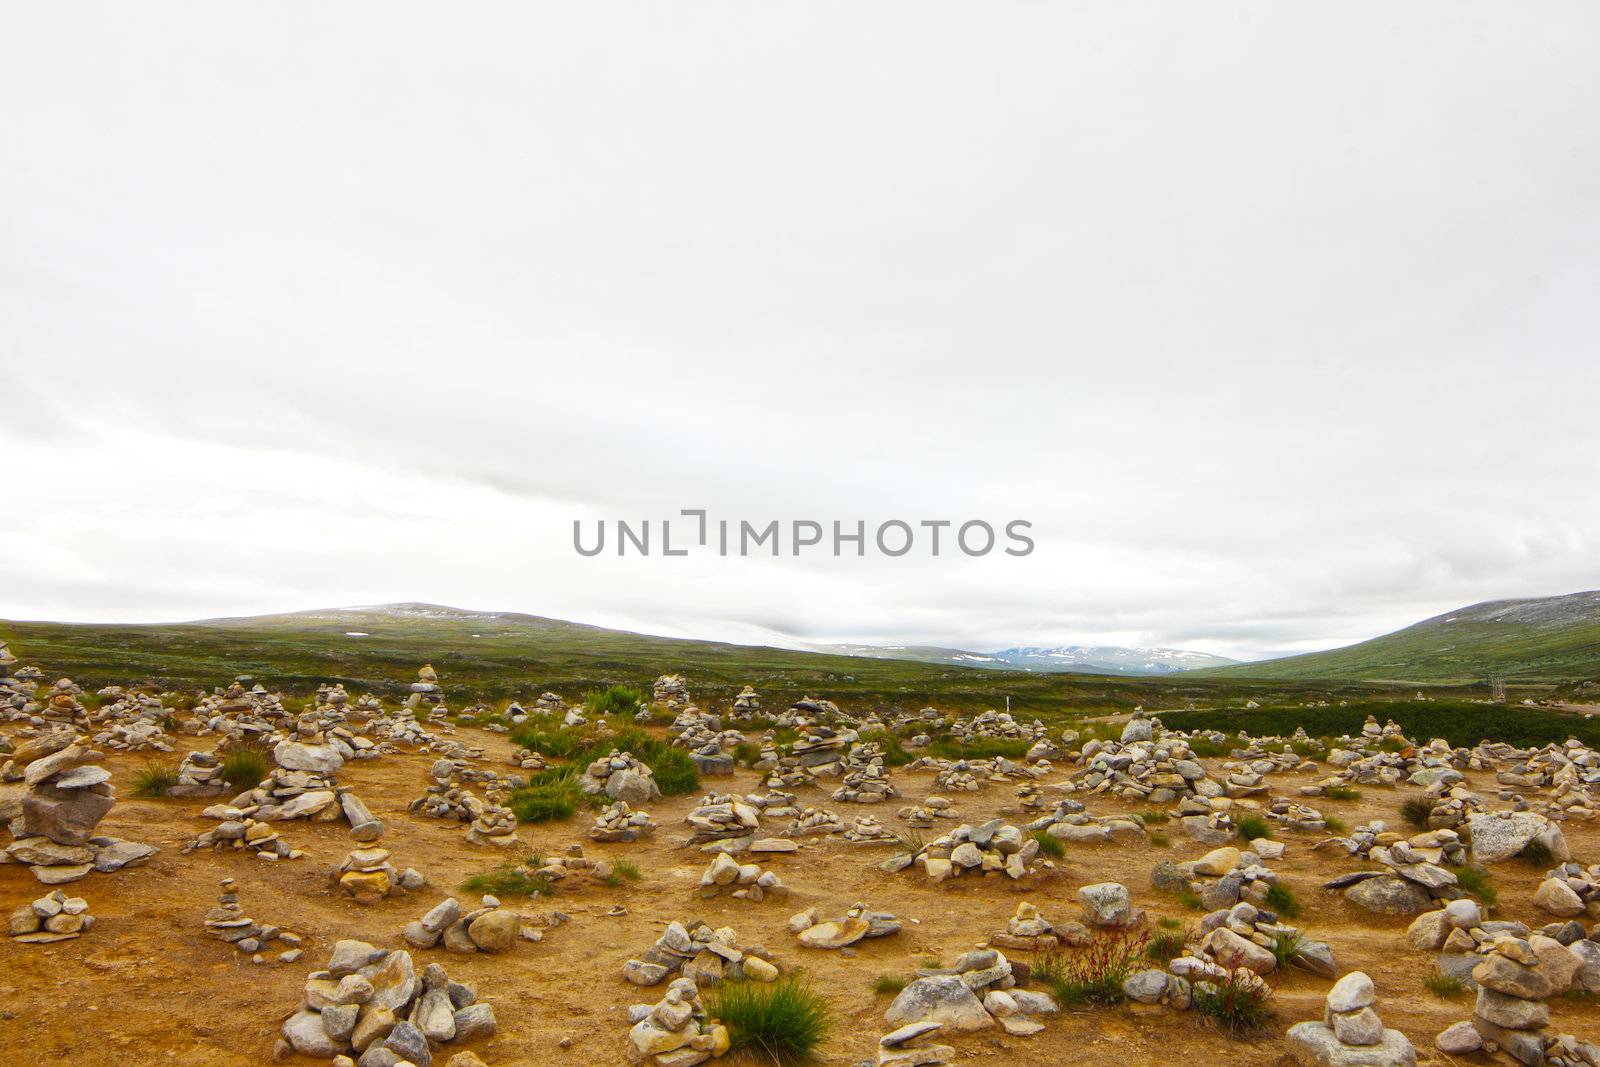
[1263,884,1300,919]
[1517,839,1553,867]
[1450,865,1497,907]
[1235,815,1271,841]
[461,859,554,898]
[1193,971,1273,1037]
[1030,830,1065,859]
[872,974,907,996]
[707,976,832,1065]
[131,762,178,798]
[220,744,270,792]
[1400,797,1433,829]
[612,859,643,881]
[1424,974,1466,999]
[1323,786,1362,801]
[1033,930,1150,1007]
[1268,928,1305,969]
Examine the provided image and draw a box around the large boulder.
[1343,875,1430,915]
[1286,1021,1417,1065]
[884,976,994,1033]
[21,784,114,846]
[1466,812,1569,865]
[273,740,345,775]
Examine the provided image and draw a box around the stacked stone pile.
[652,674,690,710]
[1428,934,1593,1061]
[988,901,1090,952]
[875,1022,956,1067]
[1,730,154,884]
[626,976,730,1066]
[405,664,445,709]
[730,685,760,716]
[842,815,898,843]
[203,877,302,962]
[1267,798,1329,833]
[334,845,425,904]
[1533,863,1600,917]
[789,724,855,778]
[508,747,545,771]
[170,751,228,796]
[950,709,1037,744]
[790,902,901,948]
[1063,736,1221,805]
[784,807,845,837]
[1151,842,1288,912]
[898,798,957,828]
[684,793,762,843]
[882,818,1038,882]
[1027,798,1148,844]
[928,761,982,792]
[833,763,897,804]
[183,814,301,860]
[699,852,788,900]
[277,942,496,1060]
[884,947,1056,1037]
[402,895,530,953]
[1285,971,1416,1066]
[743,791,801,819]
[623,920,781,987]
[8,889,94,944]
[580,750,662,806]
[591,800,657,842]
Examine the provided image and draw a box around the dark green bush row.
[1155,699,1600,750]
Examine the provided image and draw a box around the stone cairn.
[729,685,761,717]
[989,901,1090,952]
[334,844,425,904]
[171,751,228,796]
[842,815,898,843]
[784,807,844,838]
[885,948,1058,1037]
[699,852,788,901]
[591,800,657,842]
[832,763,898,804]
[882,818,1038,882]
[204,877,302,963]
[277,940,496,1061]
[684,793,763,843]
[653,673,691,710]
[405,664,445,709]
[402,895,527,954]
[1431,932,1595,1062]
[623,920,781,987]
[898,797,958,828]
[790,902,901,949]
[1188,900,1335,979]
[2,730,155,884]
[1321,823,1473,915]
[1151,842,1290,913]
[1027,798,1149,845]
[626,975,730,1066]
[1534,862,1600,917]
[8,889,93,945]
[1285,971,1416,1066]
[581,750,662,806]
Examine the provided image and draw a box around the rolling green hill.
[1198,590,1600,683]
[0,602,1426,715]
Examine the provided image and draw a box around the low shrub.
[707,977,832,1065]
[1138,809,1171,825]
[1193,971,1273,1037]
[1268,928,1305,969]
[1146,927,1189,964]
[1400,797,1433,829]
[1517,840,1554,867]
[585,684,646,718]
[872,974,907,996]
[1323,786,1361,801]
[1323,816,1348,834]
[1034,930,1151,1007]
[461,859,553,898]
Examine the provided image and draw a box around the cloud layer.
[3,3,1598,659]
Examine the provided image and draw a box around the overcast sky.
[3,3,1598,661]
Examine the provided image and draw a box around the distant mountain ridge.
[1196,589,1600,683]
[802,640,1236,675]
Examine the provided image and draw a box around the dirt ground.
[3,726,1596,1067]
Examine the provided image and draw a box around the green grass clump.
[1150,832,1171,848]
[733,741,762,767]
[1323,816,1348,834]
[510,782,582,823]
[926,737,1031,761]
[1193,971,1273,1037]
[220,744,270,791]
[131,762,178,798]
[1323,786,1362,801]
[1235,815,1271,841]
[872,974,907,996]
[1034,930,1150,1007]
[461,860,553,898]
[1177,890,1204,911]
[1263,884,1300,919]
[1030,830,1065,859]
[856,730,913,766]
[1268,928,1305,969]
[585,684,645,718]
[1186,738,1230,757]
[1146,927,1189,964]
[1138,809,1171,825]
[1450,865,1498,907]
[1159,700,1600,752]
[612,859,643,881]
[1157,915,1183,930]
[1424,974,1466,999]
[1400,797,1433,829]
[707,977,832,1065]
